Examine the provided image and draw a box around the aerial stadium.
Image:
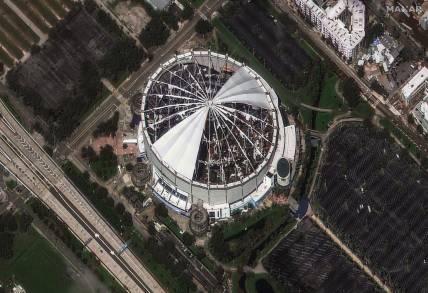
[137,51,296,219]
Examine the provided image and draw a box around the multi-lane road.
[0,100,164,293]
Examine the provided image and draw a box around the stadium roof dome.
[141,51,279,191]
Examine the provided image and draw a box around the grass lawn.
[222,206,286,240]
[231,272,240,293]
[188,0,205,8]
[315,73,344,131]
[245,273,285,293]
[0,228,92,293]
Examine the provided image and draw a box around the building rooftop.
[146,0,171,10]
[298,0,365,52]
[401,66,428,101]
[412,100,428,133]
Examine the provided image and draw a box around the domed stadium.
[138,51,296,219]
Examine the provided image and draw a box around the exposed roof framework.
[143,53,276,185]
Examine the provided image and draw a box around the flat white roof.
[421,102,428,120]
[402,66,428,100]
[284,125,296,161]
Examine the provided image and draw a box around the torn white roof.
[153,107,208,179]
[151,66,274,180]
[213,67,270,109]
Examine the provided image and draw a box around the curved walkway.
[300,102,333,113]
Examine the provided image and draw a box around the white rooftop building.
[138,51,297,219]
[294,0,365,60]
[401,66,428,105]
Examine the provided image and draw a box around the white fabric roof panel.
[213,67,270,109]
[152,107,208,179]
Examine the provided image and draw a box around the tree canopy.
[195,19,212,35]
[342,78,361,108]
[155,203,169,218]
[139,17,170,49]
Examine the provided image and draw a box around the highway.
[0,100,164,293]
[59,0,223,157]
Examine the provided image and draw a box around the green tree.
[366,23,384,45]
[421,157,428,170]
[354,102,374,121]
[195,19,212,35]
[148,221,157,235]
[180,3,194,20]
[154,203,168,218]
[90,144,118,181]
[115,202,125,215]
[0,232,14,259]
[139,17,170,49]
[80,61,102,100]
[17,212,33,232]
[5,180,17,190]
[122,212,133,228]
[81,145,97,161]
[407,114,415,124]
[161,11,179,31]
[342,78,361,108]
[182,231,196,247]
[98,40,145,82]
[370,80,388,97]
[93,112,120,138]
